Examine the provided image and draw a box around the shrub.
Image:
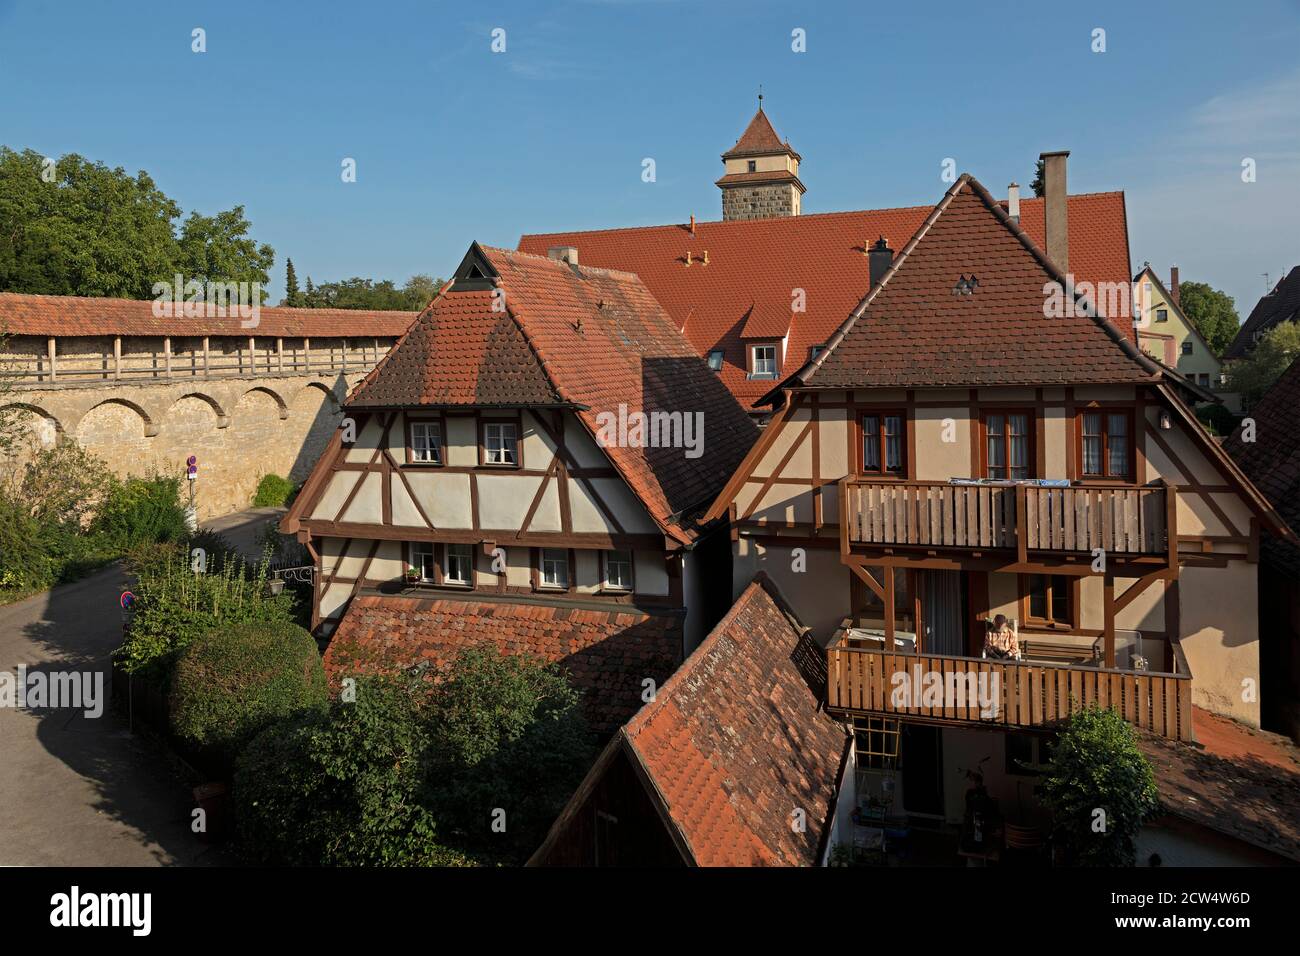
[234,676,471,866]
[93,474,188,550]
[169,620,327,756]
[425,646,594,864]
[115,544,296,680]
[0,494,58,591]
[1195,402,1237,437]
[252,473,296,508]
[1039,707,1158,866]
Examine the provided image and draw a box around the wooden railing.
[826,645,1193,740]
[841,479,1170,555]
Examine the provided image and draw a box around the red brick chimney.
[1170,266,1180,307]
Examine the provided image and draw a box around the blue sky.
[2,0,1299,317]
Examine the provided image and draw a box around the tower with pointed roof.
[717,98,805,221]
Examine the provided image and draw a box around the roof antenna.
[757,84,763,112]
[1263,272,1271,291]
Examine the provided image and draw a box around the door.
[921,569,964,656]
[900,724,944,817]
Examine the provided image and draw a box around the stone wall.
[721,182,799,221]
[2,355,376,519]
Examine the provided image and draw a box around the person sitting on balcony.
[984,615,1020,660]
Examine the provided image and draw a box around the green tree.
[1178,281,1239,355]
[0,148,181,298]
[283,258,302,307]
[1030,158,1045,198]
[176,206,273,298]
[1226,322,1300,410]
[1039,708,1158,866]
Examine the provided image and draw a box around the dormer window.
[707,349,724,372]
[749,344,777,379]
[810,344,826,359]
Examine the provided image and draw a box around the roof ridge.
[786,174,1158,398]
[0,290,416,318]
[481,244,646,283]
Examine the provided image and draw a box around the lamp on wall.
[1159,410,1173,430]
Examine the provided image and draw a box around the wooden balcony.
[826,645,1193,741]
[841,478,1173,559]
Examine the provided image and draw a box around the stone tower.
[717,102,805,221]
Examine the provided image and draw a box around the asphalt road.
[0,508,290,866]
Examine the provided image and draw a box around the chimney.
[1040,150,1069,274]
[1007,182,1021,223]
[869,236,893,287]
[1170,266,1180,307]
[547,246,578,267]
[689,215,696,235]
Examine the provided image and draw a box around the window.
[1024,574,1073,628]
[483,421,518,466]
[860,412,905,475]
[707,349,724,372]
[1156,308,1168,323]
[443,543,473,586]
[1181,341,1193,355]
[603,550,633,591]
[1079,409,1132,479]
[411,542,436,582]
[810,344,826,359]
[410,420,442,464]
[539,548,569,589]
[1198,373,1210,387]
[747,160,757,173]
[750,344,777,379]
[983,411,1032,480]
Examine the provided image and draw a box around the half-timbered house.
[703,174,1296,829]
[280,243,757,732]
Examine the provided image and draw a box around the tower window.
[747,160,757,173]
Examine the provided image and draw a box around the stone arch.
[0,402,64,467]
[75,398,156,472]
[171,391,230,428]
[241,385,289,420]
[78,397,158,437]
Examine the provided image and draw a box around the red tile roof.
[1226,265,1300,360]
[322,593,682,735]
[1136,707,1300,862]
[519,192,1133,406]
[801,176,1157,390]
[722,108,799,160]
[0,292,416,338]
[617,575,849,866]
[348,244,760,543]
[1224,355,1300,574]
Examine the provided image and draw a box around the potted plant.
[404,565,420,584]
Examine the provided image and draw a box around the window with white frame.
[604,550,633,591]
[539,548,569,589]
[411,420,442,464]
[750,344,777,378]
[443,543,473,586]
[411,542,436,582]
[483,421,518,465]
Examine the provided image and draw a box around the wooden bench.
[1020,639,1100,667]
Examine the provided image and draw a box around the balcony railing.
[826,645,1193,740]
[841,479,1172,557]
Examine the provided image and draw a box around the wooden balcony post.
[248,336,255,375]
[1164,482,1178,572]
[1015,484,1028,564]
[164,336,172,378]
[277,336,284,373]
[304,337,311,373]
[1103,572,1116,667]
[883,564,896,650]
[113,335,121,380]
[46,336,56,382]
[342,337,348,374]
[202,336,210,377]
